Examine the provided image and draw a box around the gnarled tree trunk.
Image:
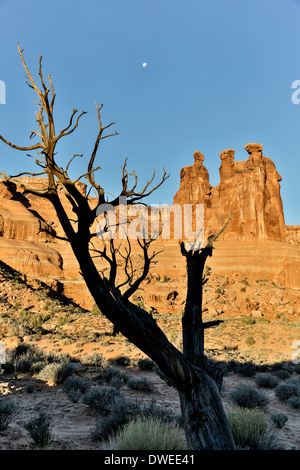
[0,45,236,450]
[179,370,235,450]
[178,237,236,450]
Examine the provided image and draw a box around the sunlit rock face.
[173,143,286,242]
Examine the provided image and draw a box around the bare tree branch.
[122,237,161,301]
[206,212,232,247]
[37,220,68,242]
[65,153,83,173]
[0,172,51,197]
[110,165,170,207]
[0,134,44,152]
[56,110,87,140]
[9,170,47,178]
[181,213,232,257]
[85,102,118,204]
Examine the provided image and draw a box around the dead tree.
[0,45,236,450]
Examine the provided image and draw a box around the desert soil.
[0,365,299,451]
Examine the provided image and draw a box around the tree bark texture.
[179,368,236,450]
[179,243,236,449]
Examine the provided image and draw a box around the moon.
[142,62,148,68]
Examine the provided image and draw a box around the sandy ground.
[0,367,299,451]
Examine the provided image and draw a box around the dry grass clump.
[225,405,268,449]
[24,410,52,448]
[107,416,187,450]
[0,398,17,430]
[37,362,75,384]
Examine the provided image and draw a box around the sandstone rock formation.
[0,143,299,311]
[0,179,64,282]
[173,144,286,241]
[286,225,300,246]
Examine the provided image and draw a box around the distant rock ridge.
[173,143,287,242]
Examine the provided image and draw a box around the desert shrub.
[25,383,35,393]
[83,386,122,415]
[8,311,50,336]
[270,413,288,429]
[109,375,127,390]
[255,428,282,450]
[236,361,256,377]
[241,316,255,325]
[113,356,132,367]
[227,360,240,373]
[9,343,37,358]
[80,352,108,368]
[108,416,187,450]
[62,374,92,394]
[137,358,155,371]
[1,361,15,374]
[92,396,138,442]
[255,373,279,389]
[127,377,154,393]
[275,383,298,401]
[291,363,300,374]
[229,383,269,410]
[18,310,51,335]
[139,398,182,425]
[273,369,292,380]
[24,410,52,448]
[2,344,72,376]
[90,305,103,316]
[4,343,47,373]
[286,375,300,387]
[30,361,48,374]
[287,396,300,409]
[0,398,17,430]
[225,405,268,449]
[67,388,82,403]
[10,301,22,311]
[245,336,255,346]
[44,351,72,364]
[204,265,212,276]
[256,364,269,373]
[92,395,182,443]
[13,354,36,373]
[98,367,129,389]
[270,363,285,372]
[37,362,74,384]
[43,300,51,311]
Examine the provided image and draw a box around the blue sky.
[0,0,300,224]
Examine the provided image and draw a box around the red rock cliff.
[173,143,286,241]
